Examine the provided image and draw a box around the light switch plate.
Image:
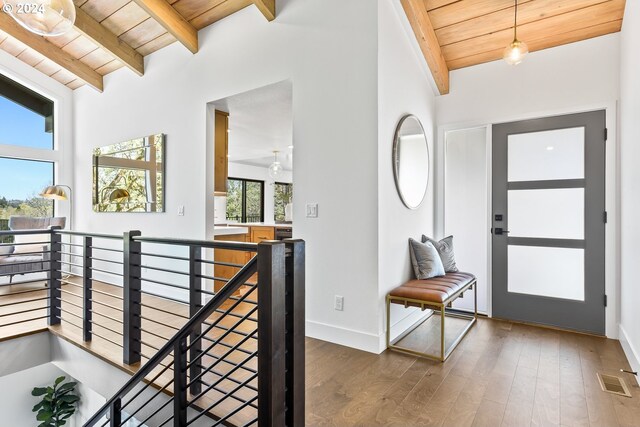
[178,206,185,216]
[306,203,318,218]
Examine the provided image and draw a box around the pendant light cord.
[514,0,518,41]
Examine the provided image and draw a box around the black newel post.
[188,245,203,395]
[83,235,93,341]
[123,230,141,365]
[257,241,286,427]
[285,240,305,427]
[48,226,62,326]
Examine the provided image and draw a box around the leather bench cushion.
[389,272,476,304]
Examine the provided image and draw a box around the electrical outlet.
[178,205,185,216]
[306,203,318,218]
[334,295,344,311]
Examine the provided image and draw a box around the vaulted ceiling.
[402,0,626,95]
[0,0,275,92]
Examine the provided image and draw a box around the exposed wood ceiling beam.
[132,0,199,54]
[253,0,276,21]
[400,0,449,95]
[73,7,144,76]
[0,12,103,92]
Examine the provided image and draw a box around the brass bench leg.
[440,304,445,362]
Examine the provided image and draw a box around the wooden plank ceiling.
[0,0,274,91]
[403,0,626,95]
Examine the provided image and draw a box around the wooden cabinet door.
[214,110,229,195]
[213,233,247,292]
[250,226,275,243]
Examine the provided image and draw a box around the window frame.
[0,73,57,220]
[226,177,265,223]
[273,181,293,222]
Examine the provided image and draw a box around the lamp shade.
[5,0,76,37]
[109,188,130,203]
[40,185,69,200]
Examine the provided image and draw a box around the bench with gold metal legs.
[386,272,477,362]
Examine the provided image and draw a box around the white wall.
[377,0,437,351]
[618,0,640,378]
[435,34,621,338]
[226,161,292,224]
[73,0,381,352]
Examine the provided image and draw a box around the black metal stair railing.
[0,227,305,427]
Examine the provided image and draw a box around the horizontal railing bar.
[89,246,123,254]
[194,273,229,282]
[60,279,82,289]
[206,310,258,324]
[195,259,244,268]
[133,236,258,252]
[137,327,171,342]
[0,287,47,297]
[0,305,49,318]
[137,338,161,352]
[90,320,123,336]
[195,380,258,409]
[197,393,258,427]
[89,298,122,312]
[59,260,83,269]
[137,276,189,291]
[0,259,47,268]
[139,351,173,369]
[59,288,82,299]
[0,249,47,256]
[135,251,189,262]
[83,257,258,426]
[90,256,123,265]
[135,264,189,276]
[196,354,258,376]
[0,296,48,308]
[0,229,51,236]
[0,271,48,282]
[57,296,82,310]
[91,329,123,348]
[87,287,123,300]
[57,317,82,330]
[89,266,122,277]
[138,290,186,305]
[60,307,83,321]
[138,315,180,331]
[92,310,123,324]
[0,315,48,327]
[58,250,81,257]
[55,230,122,240]
[140,303,189,319]
[60,242,83,248]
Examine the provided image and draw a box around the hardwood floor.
[2,280,639,427]
[305,318,640,427]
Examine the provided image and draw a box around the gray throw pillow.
[409,238,445,279]
[422,235,459,272]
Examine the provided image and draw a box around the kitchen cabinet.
[249,226,275,243]
[214,110,229,196]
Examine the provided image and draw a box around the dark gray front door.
[492,111,606,335]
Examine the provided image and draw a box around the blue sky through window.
[0,95,54,201]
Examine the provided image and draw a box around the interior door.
[492,111,606,335]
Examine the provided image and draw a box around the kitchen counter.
[216,222,293,229]
[213,225,249,236]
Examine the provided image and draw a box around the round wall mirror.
[392,115,430,209]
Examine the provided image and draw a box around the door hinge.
[604,294,608,307]
[603,211,608,223]
[605,128,608,141]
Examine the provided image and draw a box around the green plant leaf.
[54,376,66,386]
[32,401,45,412]
[32,387,48,396]
[58,382,77,391]
[36,411,53,421]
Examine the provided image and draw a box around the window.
[274,182,293,222]
[226,178,264,223]
[0,74,56,237]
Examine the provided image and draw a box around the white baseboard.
[305,320,381,354]
[619,324,640,386]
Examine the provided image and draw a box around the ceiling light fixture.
[268,150,283,179]
[5,0,76,37]
[503,0,528,65]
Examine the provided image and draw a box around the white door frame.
[436,102,619,338]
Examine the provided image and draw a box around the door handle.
[494,228,510,235]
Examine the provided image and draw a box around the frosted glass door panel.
[508,188,584,239]
[508,127,584,182]
[508,246,585,301]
